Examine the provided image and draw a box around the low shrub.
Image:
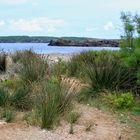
[84,51,134,91]
[67,51,120,77]
[104,92,135,109]
[2,79,23,91]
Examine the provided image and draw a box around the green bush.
[67,51,113,77]
[70,51,134,91]
[120,12,140,93]
[104,92,134,109]
[84,52,134,91]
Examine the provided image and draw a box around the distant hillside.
[0,36,58,43]
[0,36,118,43]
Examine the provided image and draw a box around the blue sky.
[0,0,140,39]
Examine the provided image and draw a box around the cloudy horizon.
[0,0,140,39]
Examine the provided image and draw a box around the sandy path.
[0,103,132,140]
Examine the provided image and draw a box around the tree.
[120,12,135,50]
[120,12,140,87]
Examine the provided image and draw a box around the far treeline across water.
[0,36,100,43]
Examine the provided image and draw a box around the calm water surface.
[0,43,120,54]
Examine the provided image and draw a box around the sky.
[0,0,140,39]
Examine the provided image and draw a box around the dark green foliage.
[120,12,140,91]
[0,53,6,72]
[0,88,9,107]
[68,51,134,92]
[67,51,121,78]
[86,53,136,92]
[11,86,32,110]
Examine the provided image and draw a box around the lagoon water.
[0,43,120,54]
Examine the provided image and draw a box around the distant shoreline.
[48,39,119,47]
[0,36,119,47]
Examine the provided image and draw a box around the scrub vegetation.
[0,12,140,139]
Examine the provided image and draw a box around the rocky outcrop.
[48,39,119,47]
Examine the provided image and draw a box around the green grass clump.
[28,78,75,129]
[3,109,14,123]
[24,109,41,126]
[67,51,136,99]
[84,52,134,92]
[51,58,68,76]
[12,51,23,63]
[0,88,9,107]
[19,50,48,83]
[11,86,32,110]
[67,111,80,124]
[2,79,23,91]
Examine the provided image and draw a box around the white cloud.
[85,27,98,32]
[103,22,114,31]
[10,17,66,32]
[0,21,5,27]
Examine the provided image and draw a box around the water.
[0,43,120,54]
